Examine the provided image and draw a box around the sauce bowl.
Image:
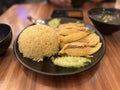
[88,7,120,35]
[0,24,12,56]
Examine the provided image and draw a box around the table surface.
[0,2,120,90]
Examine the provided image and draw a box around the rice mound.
[18,24,59,62]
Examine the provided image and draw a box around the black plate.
[14,18,106,76]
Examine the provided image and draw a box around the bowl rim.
[88,7,120,26]
[0,23,12,43]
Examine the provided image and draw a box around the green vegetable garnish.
[48,18,61,28]
[52,56,91,68]
[76,21,81,24]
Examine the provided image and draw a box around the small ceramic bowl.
[0,24,12,56]
[88,7,120,35]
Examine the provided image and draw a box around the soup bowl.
[88,7,120,35]
[0,24,12,56]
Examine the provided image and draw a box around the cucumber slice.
[48,18,61,28]
[52,56,91,68]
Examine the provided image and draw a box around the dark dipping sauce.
[0,31,6,42]
[91,9,120,25]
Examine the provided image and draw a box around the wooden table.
[0,2,120,90]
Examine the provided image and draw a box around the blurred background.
[0,0,116,15]
[0,0,45,15]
